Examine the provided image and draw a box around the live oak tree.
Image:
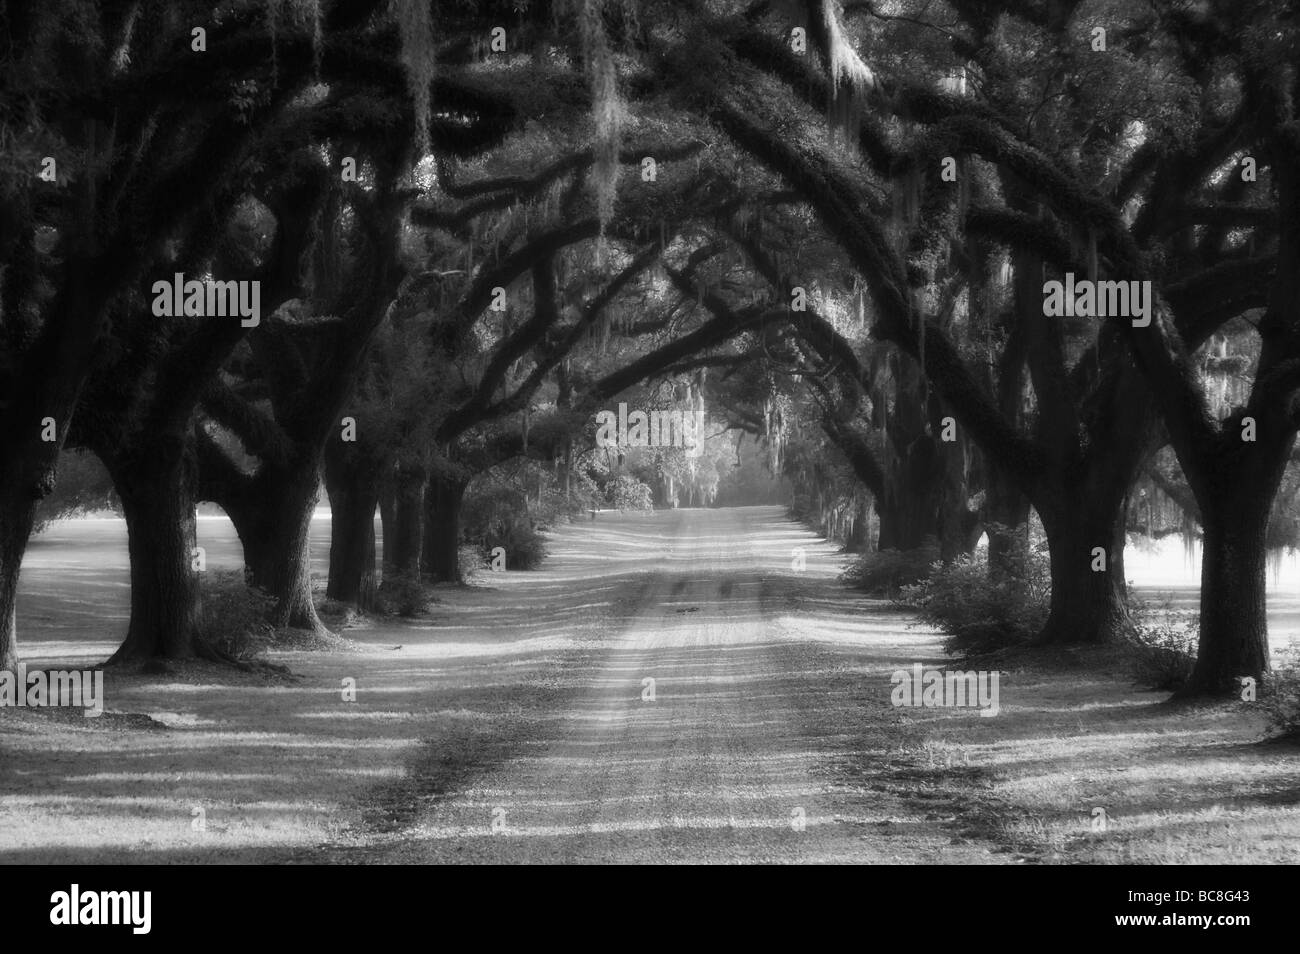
[75,176,320,662]
[198,152,411,636]
[6,0,1294,700]
[1103,2,1300,693]
[0,0,394,669]
[622,0,1285,674]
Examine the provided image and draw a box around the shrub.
[841,542,940,597]
[197,570,276,662]
[494,520,549,570]
[462,482,526,541]
[607,474,654,512]
[897,535,1050,654]
[462,480,551,571]
[380,569,437,616]
[1124,595,1198,691]
[1262,650,1300,742]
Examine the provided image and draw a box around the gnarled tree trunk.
[229,463,330,636]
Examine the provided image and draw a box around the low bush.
[380,569,436,616]
[197,570,276,662]
[493,521,549,570]
[1262,650,1300,742]
[462,481,550,570]
[1124,595,1198,691]
[897,535,1050,654]
[607,474,654,512]
[841,542,940,597]
[462,482,526,541]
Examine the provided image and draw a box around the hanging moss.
[574,0,626,238]
[394,0,435,154]
[823,0,874,95]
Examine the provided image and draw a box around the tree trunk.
[106,446,201,662]
[845,495,870,553]
[0,493,37,673]
[323,443,380,613]
[1181,441,1291,695]
[1037,493,1130,645]
[234,464,330,636]
[386,465,427,581]
[936,429,977,562]
[877,484,939,552]
[423,474,468,583]
[379,483,397,575]
[1186,504,1272,695]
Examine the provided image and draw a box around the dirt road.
[353,506,1000,864]
[3,506,1001,864]
[7,507,1292,864]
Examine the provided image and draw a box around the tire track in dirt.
[340,507,1007,864]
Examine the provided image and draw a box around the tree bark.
[1188,502,1272,695]
[385,465,427,581]
[877,477,939,552]
[423,474,468,583]
[1036,489,1130,645]
[323,441,381,612]
[1181,439,1292,694]
[105,444,201,662]
[846,494,870,552]
[0,493,38,673]
[229,464,329,635]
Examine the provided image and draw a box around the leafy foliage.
[841,543,939,597]
[1124,595,1198,692]
[1262,652,1300,743]
[897,536,1051,654]
[33,450,119,533]
[197,571,276,662]
[380,568,437,616]
[606,474,654,511]
[462,478,551,570]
